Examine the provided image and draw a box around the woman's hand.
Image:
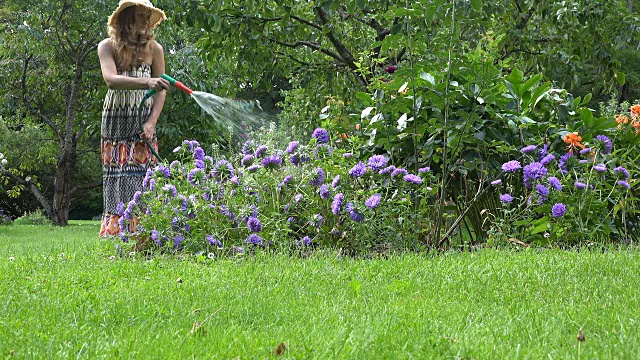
[141,121,156,142]
[147,77,170,92]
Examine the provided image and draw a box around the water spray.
[138,74,264,162]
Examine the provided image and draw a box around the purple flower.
[151,230,160,246]
[244,234,263,246]
[367,155,388,170]
[301,236,312,246]
[559,152,573,174]
[614,166,630,180]
[579,147,592,155]
[116,202,125,216]
[331,175,340,189]
[538,144,548,160]
[247,216,262,233]
[172,146,182,153]
[536,184,549,197]
[520,145,537,153]
[187,168,204,185]
[149,178,155,191]
[551,203,567,218]
[219,205,236,220]
[391,168,408,177]
[617,180,631,189]
[343,152,353,158]
[155,165,170,178]
[173,235,184,249]
[312,128,330,144]
[309,168,326,186]
[261,155,283,169]
[286,141,299,154]
[312,214,323,228]
[491,179,502,186]
[247,164,261,172]
[349,162,367,177]
[596,135,613,155]
[314,144,333,158]
[194,159,206,169]
[133,191,142,204]
[193,147,205,161]
[319,184,331,199]
[548,177,562,191]
[254,145,268,158]
[206,235,223,248]
[170,160,181,169]
[241,140,255,155]
[500,194,514,203]
[385,65,397,74]
[579,160,589,164]
[241,154,255,167]
[574,181,587,189]
[278,175,293,189]
[379,165,396,175]
[178,194,188,212]
[162,184,177,197]
[294,193,303,203]
[345,202,365,222]
[418,167,431,173]
[540,154,556,166]
[403,174,423,184]
[332,193,344,215]
[365,194,382,209]
[502,160,521,173]
[204,156,214,165]
[523,162,548,181]
[212,160,235,180]
[593,164,607,172]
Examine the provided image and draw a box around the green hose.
[137,91,164,163]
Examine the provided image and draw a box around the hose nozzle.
[143,73,194,99]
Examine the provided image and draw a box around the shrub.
[119,130,437,256]
[486,130,635,246]
[0,209,12,225]
[13,209,52,226]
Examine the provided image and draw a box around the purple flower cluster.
[254,145,268,158]
[348,162,367,177]
[365,194,382,209]
[502,160,521,173]
[332,193,344,215]
[286,141,299,154]
[403,174,422,185]
[520,145,537,153]
[319,184,331,199]
[308,168,326,186]
[551,203,567,217]
[312,128,330,144]
[345,202,365,222]
[367,155,388,170]
[261,155,282,169]
[247,216,262,233]
[500,194,514,203]
[241,154,254,167]
[523,162,547,181]
[596,135,613,155]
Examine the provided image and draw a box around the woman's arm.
[98,39,169,91]
[142,41,168,141]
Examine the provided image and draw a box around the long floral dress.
[99,64,157,237]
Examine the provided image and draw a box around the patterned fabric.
[100,64,157,237]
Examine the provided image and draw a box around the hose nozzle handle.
[143,74,194,99]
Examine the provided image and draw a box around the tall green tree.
[0,0,110,225]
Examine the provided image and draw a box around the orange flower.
[631,105,640,120]
[632,120,640,135]
[563,132,585,153]
[616,114,629,124]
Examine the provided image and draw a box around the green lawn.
[1,222,639,359]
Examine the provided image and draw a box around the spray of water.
[190,91,266,133]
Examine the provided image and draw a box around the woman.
[98,0,169,237]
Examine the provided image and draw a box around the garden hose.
[138,74,194,163]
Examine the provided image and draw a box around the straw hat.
[108,0,167,29]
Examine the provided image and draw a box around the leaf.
[471,0,482,11]
[272,342,288,356]
[506,68,524,84]
[398,82,409,93]
[370,113,383,124]
[397,113,408,131]
[361,106,375,119]
[420,72,435,86]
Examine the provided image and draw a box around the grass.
[1,222,639,359]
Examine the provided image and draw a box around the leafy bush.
[486,126,636,246]
[13,209,52,226]
[119,128,437,256]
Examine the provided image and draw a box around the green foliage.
[13,209,52,226]
[120,127,436,255]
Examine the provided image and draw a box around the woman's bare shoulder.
[98,38,114,50]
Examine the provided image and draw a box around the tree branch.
[269,38,346,64]
[290,15,322,30]
[70,180,103,196]
[0,168,55,220]
[20,54,62,139]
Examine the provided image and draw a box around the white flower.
[0,152,4,159]
[9,256,15,261]
[1,159,6,165]
[207,252,215,259]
